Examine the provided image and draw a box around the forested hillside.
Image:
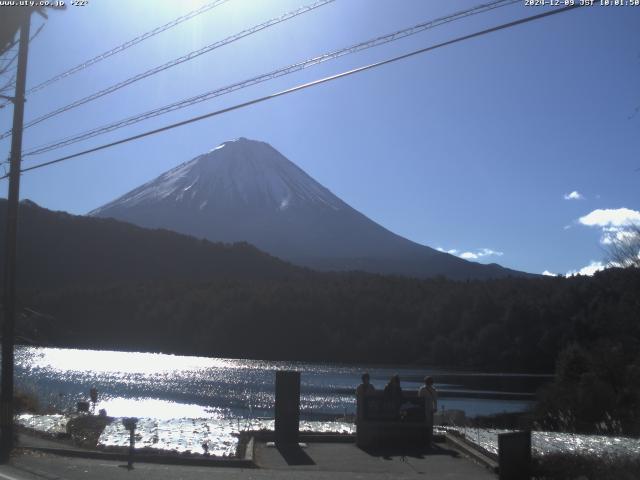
[0,199,303,290]
[3,199,639,378]
[19,268,640,375]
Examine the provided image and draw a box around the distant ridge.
[91,138,529,280]
[0,199,300,290]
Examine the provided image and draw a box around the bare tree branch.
[607,224,640,269]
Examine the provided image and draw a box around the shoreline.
[14,344,557,377]
[15,419,640,480]
[17,410,640,457]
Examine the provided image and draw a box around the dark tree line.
[3,200,640,434]
[18,267,640,376]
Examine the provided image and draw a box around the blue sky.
[0,0,638,276]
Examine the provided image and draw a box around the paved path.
[254,441,496,479]
[0,436,496,479]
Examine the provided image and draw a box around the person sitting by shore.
[356,372,375,422]
[383,374,403,419]
[419,376,438,448]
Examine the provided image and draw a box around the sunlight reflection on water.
[93,397,222,420]
[99,418,355,456]
[17,346,535,420]
[17,414,355,457]
[15,346,543,456]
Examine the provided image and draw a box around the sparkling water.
[15,346,544,456]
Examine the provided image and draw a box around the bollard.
[274,371,300,445]
[122,417,138,470]
[90,386,98,413]
[498,430,531,480]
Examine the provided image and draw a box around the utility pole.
[1,8,31,462]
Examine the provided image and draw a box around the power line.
[0,22,45,105]
[20,0,519,158]
[0,49,20,77]
[28,22,46,44]
[0,79,16,96]
[0,39,18,58]
[0,0,334,141]
[1,22,44,68]
[0,0,229,110]
[26,0,229,95]
[1,3,583,181]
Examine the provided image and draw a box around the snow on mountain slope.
[90,138,526,280]
[93,138,342,214]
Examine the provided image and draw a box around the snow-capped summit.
[92,137,343,214]
[90,138,524,279]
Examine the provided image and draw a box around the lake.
[16,346,547,419]
[15,346,550,455]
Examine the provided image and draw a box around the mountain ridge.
[90,137,530,280]
[0,198,302,290]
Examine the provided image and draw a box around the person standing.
[383,374,403,419]
[419,376,437,449]
[356,372,375,422]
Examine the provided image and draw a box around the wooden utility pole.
[1,8,31,462]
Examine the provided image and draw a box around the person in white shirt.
[418,376,437,449]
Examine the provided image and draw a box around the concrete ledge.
[244,436,255,463]
[250,430,355,443]
[16,445,256,468]
[444,432,498,473]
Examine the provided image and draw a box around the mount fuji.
[90,138,525,280]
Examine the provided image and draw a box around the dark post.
[122,417,138,470]
[128,428,135,468]
[90,386,98,413]
[1,9,31,462]
[274,371,300,445]
[498,430,531,480]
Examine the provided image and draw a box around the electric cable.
[1,3,583,181]
[0,0,231,110]
[0,0,334,140]
[20,0,519,158]
[27,0,230,94]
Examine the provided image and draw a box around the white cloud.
[566,261,606,277]
[564,191,584,200]
[578,208,640,244]
[542,270,557,277]
[480,248,503,257]
[439,247,503,260]
[579,208,640,227]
